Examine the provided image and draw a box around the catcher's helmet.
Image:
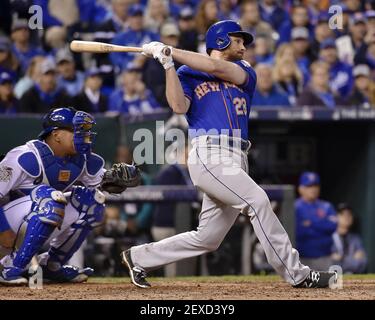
[38,107,97,155]
[205,20,254,54]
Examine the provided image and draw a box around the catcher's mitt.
[101,163,141,193]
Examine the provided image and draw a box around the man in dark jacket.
[73,67,107,113]
[19,59,71,113]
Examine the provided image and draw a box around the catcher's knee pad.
[46,187,105,266]
[70,186,105,228]
[12,185,67,269]
[30,185,67,227]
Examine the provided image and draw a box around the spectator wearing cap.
[345,64,375,108]
[0,36,20,80]
[252,64,290,107]
[295,171,337,271]
[239,0,274,40]
[19,58,71,113]
[110,4,159,71]
[0,72,18,114]
[331,203,367,274]
[258,0,288,31]
[195,0,219,54]
[55,49,84,97]
[310,14,335,61]
[319,38,354,97]
[144,0,169,33]
[10,19,45,74]
[349,13,368,54]
[109,66,161,115]
[290,27,315,85]
[297,61,343,108]
[278,5,314,45]
[177,7,198,52]
[273,44,304,106]
[143,22,181,108]
[73,68,108,113]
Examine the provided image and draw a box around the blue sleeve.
[295,204,319,239]
[177,65,194,101]
[311,203,337,234]
[234,60,257,96]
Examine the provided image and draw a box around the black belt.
[206,136,251,152]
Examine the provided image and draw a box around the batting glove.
[154,46,174,70]
[142,41,164,58]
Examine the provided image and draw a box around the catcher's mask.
[38,107,97,155]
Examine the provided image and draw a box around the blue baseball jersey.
[177,60,257,140]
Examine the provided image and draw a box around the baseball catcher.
[0,107,140,285]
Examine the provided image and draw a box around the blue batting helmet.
[205,20,254,54]
[38,107,97,155]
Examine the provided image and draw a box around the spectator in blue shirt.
[110,4,159,71]
[290,27,314,85]
[331,203,367,274]
[109,66,161,115]
[297,61,343,108]
[295,172,337,271]
[0,71,18,114]
[258,0,288,31]
[278,5,314,45]
[254,34,275,65]
[10,19,44,74]
[319,38,354,97]
[252,64,290,107]
[56,49,84,97]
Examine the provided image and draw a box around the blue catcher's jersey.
[177,60,257,140]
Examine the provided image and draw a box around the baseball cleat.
[0,267,28,286]
[41,265,94,283]
[121,249,151,288]
[293,270,338,288]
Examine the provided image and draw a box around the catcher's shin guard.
[44,187,104,269]
[4,186,66,276]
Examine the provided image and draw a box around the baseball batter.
[122,20,337,289]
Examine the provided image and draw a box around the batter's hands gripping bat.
[70,40,171,55]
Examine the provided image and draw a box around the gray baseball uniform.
[129,60,310,286]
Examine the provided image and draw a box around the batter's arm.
[165,67,191,114]
[171,48,247,86]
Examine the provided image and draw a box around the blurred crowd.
[1,0,375,115]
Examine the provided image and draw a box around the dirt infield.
[0,275,374,300]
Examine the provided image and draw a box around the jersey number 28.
[233,97,247,116]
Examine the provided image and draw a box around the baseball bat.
[70,40,172,56]
[70,40,143,53]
